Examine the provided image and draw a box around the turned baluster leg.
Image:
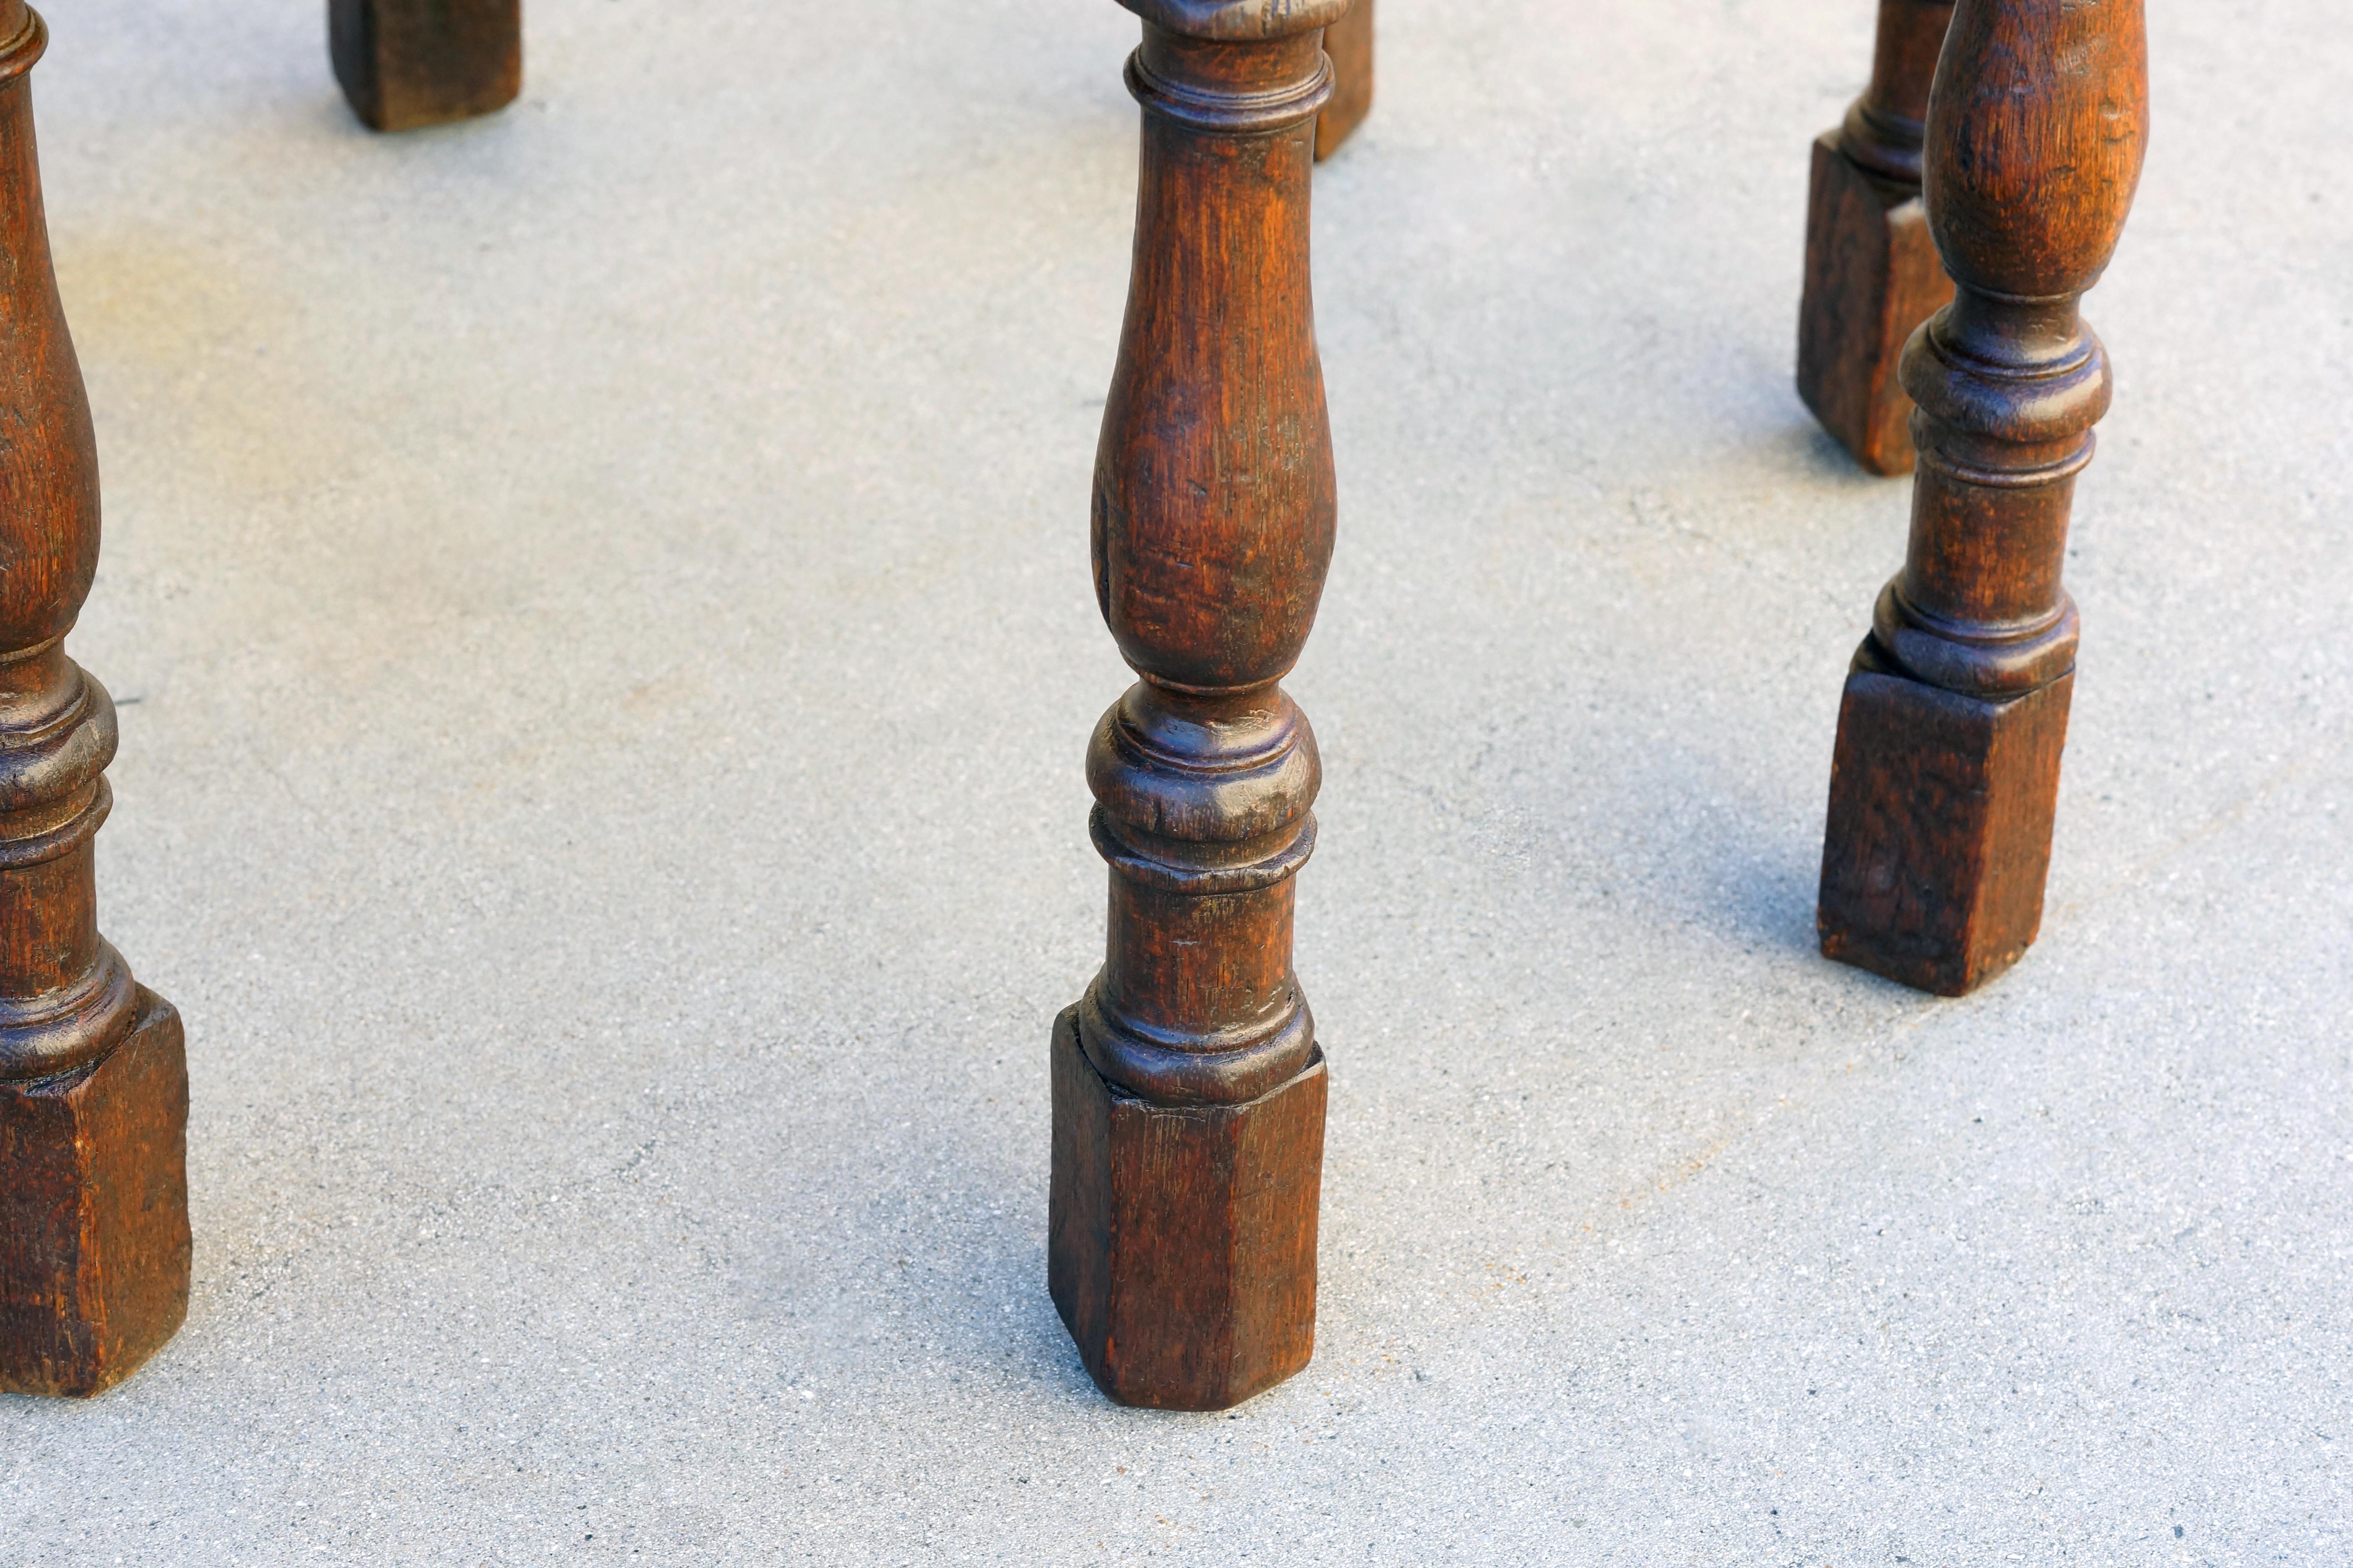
[330,0,521,132]
[1795,0,1956,474]
[1049,0,1347,1412]
[1818,0,2149,996]
[0,5,190,1398]
[1315,0,1373,161]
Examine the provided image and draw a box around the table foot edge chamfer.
[1795,0,1957,475]
[0,990,190,1399]
[1819,665,2072,997]
[329,0,522,133]
[1049,1010,1325,1412]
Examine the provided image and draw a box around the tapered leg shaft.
[0,5,190,1398]
[1796,0,1955,475]
[1051,1,1349,1412]
[330,0,521,132]
[1818,0,2150,994]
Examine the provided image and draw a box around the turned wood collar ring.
[1087,686,1320,852]
[0,6,41,81]
[1120,0,1352,41]
[0,940,138,1081]
[1127,39,1333,135]
[1869,582,2080,700]
[1837,0,1954,184]
[1077,982,1317,1107]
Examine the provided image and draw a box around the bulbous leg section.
[1796,134,1952,476]
[1819,656,2073,996]
[1049,1008,1323,1411]
[330,0,522,133]
[0,989,189,1397]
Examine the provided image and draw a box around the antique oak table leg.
[1817,0,2149,996]
[1315,0,1372,161]
[1050,0,1349,1412]
[0,3,190,1398]
[1795,0,1955,475]
[330,0,521,132]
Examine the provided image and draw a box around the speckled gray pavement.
[2,0,2346,1563]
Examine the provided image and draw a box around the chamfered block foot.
[1795,133,1953,476]
[1048,1008,1325,1412]
[0,988,190,1398]
[1819,659,2074,997]
[1315,0,1373,161]
[329,0,522,133]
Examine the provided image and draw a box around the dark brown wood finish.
[1796,0,1955,475]
[1050,0,1348,1412]
[1818,0,2149,996]
[330,0,521,133]
[1315,0,1372,162]
[0,3,190,1398]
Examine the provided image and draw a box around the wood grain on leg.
[1818,0,2149,995]
[1051,0,1347,1412]
[1796,0,1955,475]
[0,5,190,1398]
[330,0,521,133]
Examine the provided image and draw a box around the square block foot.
[1819,665,2073,996]
[1795,133,1954,476]
[0,988,190,1397]
[1048,1007,1325,1411]
[1315,0,1373,161]
[331,0,523,133]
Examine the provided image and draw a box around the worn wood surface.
[0,3,189,1397]
[1051,0,1344,1411]
[1049,1012,1323,1409]
[1819,0,2148,995]
[330,0,521,133]
[1,991,188,1397]
[1315,0,1372,162]
[1796,0,1955,475]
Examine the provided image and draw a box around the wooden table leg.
[1316,0,1373,162]
[1796,0,1955,475]
[1817,0,2149,996]
[0,3,190,1399]
[1049,0,1348,1412]
[330,0,521,132]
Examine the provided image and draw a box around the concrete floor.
[4,0,2348,1562]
